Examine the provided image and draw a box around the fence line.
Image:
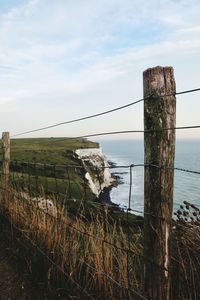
[10,87,200,138]
[0,179,173,268]
[4,161,200,214]
[11,124,199,143]
[1,158,200,215]
[2,157,200,217]
[10,97,146,138]
[1,143,199,299]
[3,159,200,180]
[2,157,199,239]
[0,175,197,288]
[1,66,200,299]
[62,124,200,140]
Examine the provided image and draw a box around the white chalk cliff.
[75,148,114,197]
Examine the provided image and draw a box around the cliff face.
[75,148,114,198]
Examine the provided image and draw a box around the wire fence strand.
[10,87,200,138]
[1,85,200,299]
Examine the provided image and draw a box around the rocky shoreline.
[75,148,125,209]
[98,160,125,207]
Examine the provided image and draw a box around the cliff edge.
[75,148,114,198]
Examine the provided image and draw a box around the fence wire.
[0,161,148,299]
[0,86,200,299]
[0,157,200,299]
[10,87,200,138]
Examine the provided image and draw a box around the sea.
[100,139,200,215]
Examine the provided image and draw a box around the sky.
[0,0,200,140]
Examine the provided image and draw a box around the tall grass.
[1,184,200,299]
[171,221,200,300]
[2,187,143,299]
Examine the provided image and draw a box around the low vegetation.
[2,138,99,206]
[9,137,99,164]
[1,188,143,299]
[0,138,199,299]
[1,186,199,299]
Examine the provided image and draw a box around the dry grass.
[171,202,200,299]
[171,221,200,300]
[1,187,200,299]
[1,188,143,299]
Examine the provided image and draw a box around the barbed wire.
[18,125,199,146]
[10,96,147,138]
[7,160,200,177]
[2,181,196,236]
[3,159,200,216]
[1,156,199,299]
[10,87,200,138]
[1,86,200,298]
[175,87,200,95]
[0,182,172,268]
[3,159,200,218]
[64,125,200,140]
[4,173,198,255]
[147,163,200,176]
[0,184,141,257]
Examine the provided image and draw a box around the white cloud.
[179,26,200,33]
[2,0,40,20]
[0,0,200,137]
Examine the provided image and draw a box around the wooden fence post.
[2,132,10,206]
[143,66,176,300]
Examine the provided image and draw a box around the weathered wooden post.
[143,66,176,300]
[2,132,10,206]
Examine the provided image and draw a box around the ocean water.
[100,139,200,214]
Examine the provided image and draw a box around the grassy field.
[0,138,100,212]
[2,137,142,223]
[9,137,99,164]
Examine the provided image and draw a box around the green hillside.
[1,137,141,223]
[0,138,99,208]
[9,137,99,164]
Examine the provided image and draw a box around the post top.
[143,65,176,96]
[143,66,174,76]
[2,132,10,137]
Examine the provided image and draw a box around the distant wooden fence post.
[143,66,176,300]
[2,132,10,206]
